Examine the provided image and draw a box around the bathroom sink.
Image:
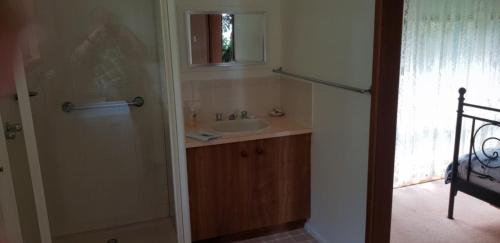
[211,119,269,133]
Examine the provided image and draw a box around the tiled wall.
[280,77,312,127]
[181,76,312,127]
[182,77,282,123]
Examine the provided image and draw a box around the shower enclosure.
[3,0,182,242]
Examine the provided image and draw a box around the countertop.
[185,117,312,149]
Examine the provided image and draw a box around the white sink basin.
[211,119,269,133]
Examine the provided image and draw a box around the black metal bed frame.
[448,88,500,219]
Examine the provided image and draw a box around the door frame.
[365,0,405,243]
[159,0,192,242]
[0,114,24,243]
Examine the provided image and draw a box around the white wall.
[282,0,375,242]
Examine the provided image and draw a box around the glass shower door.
[18,0,177,242]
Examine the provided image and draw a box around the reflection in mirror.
[188,12,266,66]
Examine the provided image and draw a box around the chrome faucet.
[216,113,223,121]
[217,111,249,121]
[241,111,249,119]
[228,113,238,120]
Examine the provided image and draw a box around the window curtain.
[394,0,500,187]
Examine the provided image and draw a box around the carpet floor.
[391,180,500,243]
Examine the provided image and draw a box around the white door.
[0,114,23,243]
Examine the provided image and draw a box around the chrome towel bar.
[272,67,371,95]
[62,96,145,113]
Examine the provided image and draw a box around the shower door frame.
[0,113,24,243]
[12,50,53,243]
[158,0,193,242]
[10,0,193,242]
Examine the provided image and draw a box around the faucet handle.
[216,113,223,121]
[241,111,248,119]
[228,113,237,120]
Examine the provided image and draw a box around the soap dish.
[269,108,285,117]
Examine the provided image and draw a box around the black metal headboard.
[452,88,500,182]
[448,88,500,219]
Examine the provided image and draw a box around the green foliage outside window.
[222,14,234,63]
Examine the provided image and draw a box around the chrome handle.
[256,148,264,155]
[241,151,248,158]
[241,111,248,119]
[6,123,22,132]
[228,113,237,120]
[216,113,223,121]
[14,91,38,100]
[62,96,145,113]
[4,122,22,140]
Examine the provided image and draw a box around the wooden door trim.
[366,0,405,243]
[208,14,223,63]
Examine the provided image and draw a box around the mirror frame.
[185,10,268,68]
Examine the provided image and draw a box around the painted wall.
[282,0,375,242]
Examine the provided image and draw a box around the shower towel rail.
[272,67,371,95]
[62,96,145,113]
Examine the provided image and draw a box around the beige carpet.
[391,180,500,243]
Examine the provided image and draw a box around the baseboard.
[305,221,328,243]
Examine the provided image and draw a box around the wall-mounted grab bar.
[272,67,371,95]
[62,96,145,113]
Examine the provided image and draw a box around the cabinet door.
[187,140,256,241]
[275,134,311,222]
[224,140,255,235]
[246,134,311,230]
[244,138,280,229]
[187,143,233,240]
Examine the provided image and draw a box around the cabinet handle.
[256,148,265,155]
[241,151,248,158]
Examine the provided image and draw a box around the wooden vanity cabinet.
[187,134,311,241]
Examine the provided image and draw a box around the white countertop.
[185,117,312,149]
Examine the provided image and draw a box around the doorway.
[367,0,500,243]
[391,0,500,242]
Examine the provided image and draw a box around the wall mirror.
[186,11,267,66]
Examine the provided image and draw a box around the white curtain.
[394,0,500,187]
